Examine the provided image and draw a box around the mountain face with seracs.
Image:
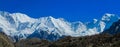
[0,11,119,42]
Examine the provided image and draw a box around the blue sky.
[0,0,120,22]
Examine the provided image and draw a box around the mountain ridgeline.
[0,11,120,47]
[0,11,119,42]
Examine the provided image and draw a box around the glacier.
[0,11,119,41]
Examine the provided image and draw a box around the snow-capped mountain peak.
[102,13,118,21]
[100,13,119,30]
[10,13,36,23]
[0,11,119,41]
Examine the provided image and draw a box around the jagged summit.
[0,11,119,41]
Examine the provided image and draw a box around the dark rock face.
[103,20,120,34]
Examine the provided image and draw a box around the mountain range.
[1,19,120,47]
[0,11,119,42]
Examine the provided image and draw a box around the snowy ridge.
[0,11,119,41]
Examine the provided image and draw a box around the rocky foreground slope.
[0,32,14,47]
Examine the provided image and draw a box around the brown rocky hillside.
[0,32,14,47]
